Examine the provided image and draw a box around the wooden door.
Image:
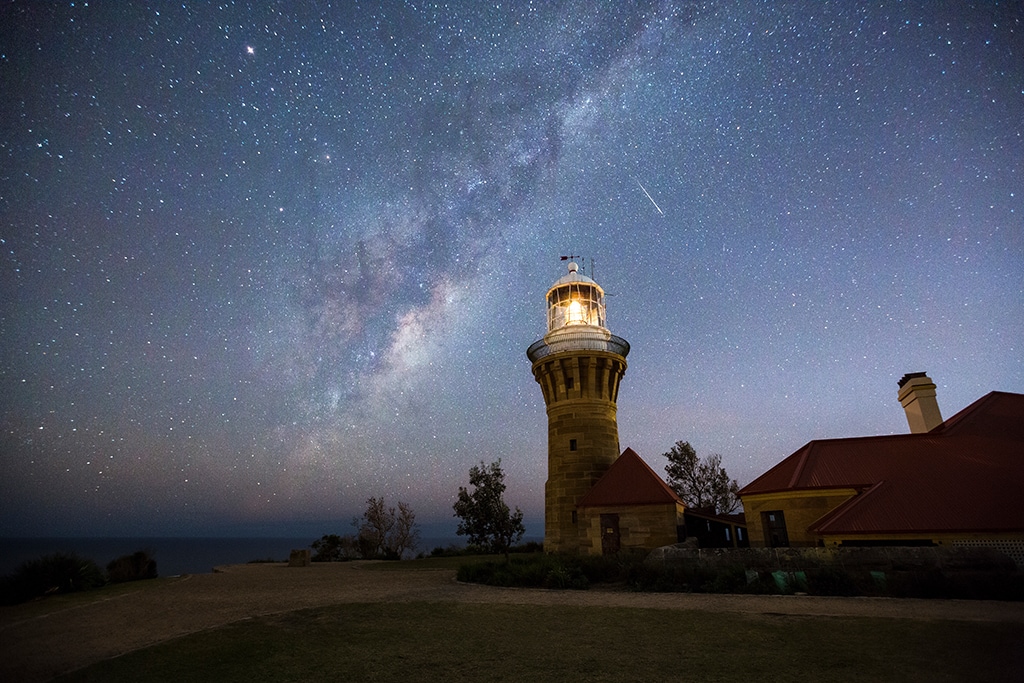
[601,513,620,555]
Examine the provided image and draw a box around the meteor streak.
[635,177,664,215]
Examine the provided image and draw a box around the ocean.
[0,536,463,577]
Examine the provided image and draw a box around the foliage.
[350,497,421,559]
[388,501,420,559]
[429,543,471,558]
[429,540,542,559]
[456,554,588,589]
[107,550,158,583]
[312,498,421,561]
[662,440,742,514]
[455,549,1018,601]
[452,459,525,560]
[0,552,106,605]
[310,534,359,562]
[457,551,651,589]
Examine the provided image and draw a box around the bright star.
[246,46,254,55]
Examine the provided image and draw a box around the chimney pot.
[897,372,943,433]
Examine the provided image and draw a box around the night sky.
[2,1,1021,538]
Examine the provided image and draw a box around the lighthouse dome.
[544,262,606,331]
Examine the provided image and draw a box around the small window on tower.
[566,377,574,389]
[569,439,577,451]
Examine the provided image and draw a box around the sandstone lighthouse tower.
[527,261,630,553]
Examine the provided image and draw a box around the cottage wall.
[579,502,684,555]
[742,489,858,547]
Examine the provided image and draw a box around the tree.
[663,441,742,514]
[351,496,421,559]
[354,496,396,558]
[310,534,359,562]
[389,502,421,559]
[453,460,525,560]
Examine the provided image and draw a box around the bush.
[431,542,531,558]
[543,564,589,590]
[707,564,750,593]
[457,553,619,590]
[806,565,862,597]
[311,534,360,562]
[0,552,105,605]
[456,546,1024,600]
[457,556,547,587]
[511,541,544,554]
[107,550,158,583]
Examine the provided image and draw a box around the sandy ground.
[3,561,1024,681]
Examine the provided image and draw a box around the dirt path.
[3,562,1023,682]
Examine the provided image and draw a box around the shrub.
[107,550,158,583]
[706,564,749,593]
[576,551,642,584]
[626,561,682,592]
[311,534,360,562]
[511,541,544,554]
[456,547,1024,600]
[806,565,862,597]
[544,564,589,590]
[456,553,623,590]
[1,552,105,605]
[456,555,583,589]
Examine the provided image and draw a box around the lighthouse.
[527,261,630,553]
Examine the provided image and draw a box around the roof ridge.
[577,447,682,508]
[931,390,1011,434]
[808,481,885,533]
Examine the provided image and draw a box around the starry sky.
[2,1,1021,538]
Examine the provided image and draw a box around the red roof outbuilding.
[739,391,1024,536]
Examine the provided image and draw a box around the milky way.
[2,1,1021,537]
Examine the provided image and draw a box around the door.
[600,513,620,555]
[761,510,790,547]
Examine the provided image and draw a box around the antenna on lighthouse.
[560,254,582,276]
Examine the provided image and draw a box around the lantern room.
[545,262,607,332]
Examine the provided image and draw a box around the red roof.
[739,392,1024,535]
[577,447,682,508]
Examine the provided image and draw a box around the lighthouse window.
[547,283,606,330]
[569,439,577,451]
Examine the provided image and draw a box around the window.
[546,282,606,330]
[761,510,789,548]
[566,376,574,389]
[571,510,577,524]
[569,439,577,451]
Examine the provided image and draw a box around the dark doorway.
[761,510,789,547]
[600,514,620,555]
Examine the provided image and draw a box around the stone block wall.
[579,503,684,555]
[533,349,627,554]
[742,489,858,547]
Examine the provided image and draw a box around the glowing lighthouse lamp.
[547,261,605,329]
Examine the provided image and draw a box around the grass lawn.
[56,601,1023,682]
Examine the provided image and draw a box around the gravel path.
[3,561,1023,681]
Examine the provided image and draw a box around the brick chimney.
[897,372,943,433]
